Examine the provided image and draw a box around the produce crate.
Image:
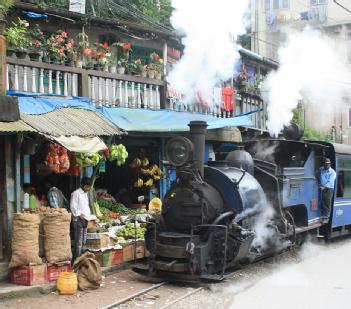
[111,249,123,266]
[93,250,113,267]
[122,241,145,262]
[46,262,72,282]
[11,264,46,286]
[86,233,113,250]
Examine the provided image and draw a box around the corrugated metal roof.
[0,120,36,133]
[21,108,123,137]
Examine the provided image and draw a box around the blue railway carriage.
[244,139,351,240]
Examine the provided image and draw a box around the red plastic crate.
[111,249,123,266]
[45,263,72,282]
[11,264,46,286]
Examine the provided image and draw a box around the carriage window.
[337,158,351,198]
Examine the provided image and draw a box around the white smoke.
[169,0,249,107]
[263,27,351,136]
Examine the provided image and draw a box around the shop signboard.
[99,160,106,173]
[69,0,86,14]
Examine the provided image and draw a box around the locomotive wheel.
[284,210,296,246]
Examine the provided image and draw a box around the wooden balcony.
[6,58,267,131]
[6,57,164,110]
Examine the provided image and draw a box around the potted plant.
[0,0,13,35]
[108,54,117,74]
[92,42,109,71]
[65,38,76,66]
[141,65,148,78]
[149,52,163,80]
[47,30,69,65]
[117,58,127,74]
[28,24,45,61]
[126,61,138,75]
[133,58,144,76]
[146,63,157,79]
[5,18,31,59]
[75,32,89,68]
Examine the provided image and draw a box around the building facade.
[251,0,351,144]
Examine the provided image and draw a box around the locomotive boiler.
[134,121,298,281]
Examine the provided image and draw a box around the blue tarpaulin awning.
[16,96,252,132]
[101,107,252,132]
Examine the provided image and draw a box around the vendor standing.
[70,177,92,260]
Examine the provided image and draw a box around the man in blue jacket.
[320,158,336,222]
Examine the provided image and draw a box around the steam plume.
[169,0,249,107]
[263,27,351,136]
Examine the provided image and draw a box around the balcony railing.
[6,58,164,110]
[6,58,267,130]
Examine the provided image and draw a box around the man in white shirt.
[70,177,91,260]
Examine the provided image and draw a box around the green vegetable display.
[97,197,147,215]
[99,207,112,224]
[116,223,146,239]
[108,144,128,166]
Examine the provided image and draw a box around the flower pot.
[83,64,93,70]
[109,65,117,74]
[94,64,103,71]
[103,64,109,72]
[156,72,162,80]
[65,60,74,67]
[15,50,27,59]
[75,60,83,68]
[29,52,41,62]
[141,71,147,78]
[6,48,16,58]
[117,67,125,75]
[147,71,155,79]
[42,55,50,63]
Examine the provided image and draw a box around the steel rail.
[99,281,167,309]
[158,287,204,309]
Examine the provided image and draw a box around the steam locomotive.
[134,121,351,281]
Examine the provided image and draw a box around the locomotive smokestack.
[188,121,208,177]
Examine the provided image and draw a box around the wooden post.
[0,35,6,95]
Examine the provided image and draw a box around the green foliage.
[292,108,331,142]
[0,0,13,16]
[21,0,68,9]
[129,0,172,26]
[5,18,31,50]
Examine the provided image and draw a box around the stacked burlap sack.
[9,213,43,268]
[10,208,72,267]
[43,209,72,263]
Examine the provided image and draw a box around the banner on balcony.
[69,0,86,14]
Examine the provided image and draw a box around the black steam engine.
[134,121,296,281]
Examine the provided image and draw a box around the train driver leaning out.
[319,158,336,221]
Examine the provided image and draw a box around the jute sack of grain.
[43,209,72,263]
[73,252,102,290]
[9,213,43,268]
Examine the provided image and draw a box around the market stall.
[9,134,163,286]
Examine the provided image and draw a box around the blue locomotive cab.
[329,143,351,237]
[245,140,335,235]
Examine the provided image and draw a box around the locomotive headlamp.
[166,137,194,166]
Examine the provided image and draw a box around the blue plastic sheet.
[16,94,252,132]
[21,11,48,19]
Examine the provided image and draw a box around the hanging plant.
[75,152,101,167]
[107,144,128,166]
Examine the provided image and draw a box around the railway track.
[100,281,204,309]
